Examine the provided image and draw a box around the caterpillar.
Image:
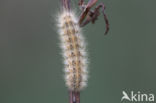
[56,1,88,102]
[57,8,88,92]
[56,0,109,103]
[56,0,89,103]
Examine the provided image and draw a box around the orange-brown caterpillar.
[57,10,88,91]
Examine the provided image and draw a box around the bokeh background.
[0,0,156,103]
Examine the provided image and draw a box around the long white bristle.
[57,10,88,91]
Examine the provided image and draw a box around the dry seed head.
[57,10,88,91]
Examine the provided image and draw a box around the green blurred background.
[0,0,156,103]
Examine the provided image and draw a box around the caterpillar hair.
[56,0,89,103]
[57,5,88,92]
[55,0,110,103]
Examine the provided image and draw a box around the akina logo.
[121,91,155,102]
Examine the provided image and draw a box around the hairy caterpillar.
[57,9,88,91]
[55,0,109,103]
